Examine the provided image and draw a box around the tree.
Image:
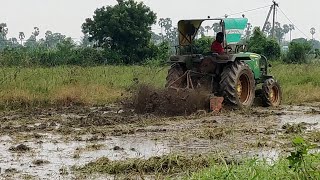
[33,27,40,40]
[158,18,172,36]
[82,0,157,64]
[8,38,19,48]
[157,18,178,46]
[283,24,290,39]
[0,23,8,39]
[198,26,205,38]
[43,30,67,48]
[310,27,316,40]
[0,23,9,49]
[204,26,211,35]
[247,28,280,60]
[212,23,222,34]
[284,41,312,64]
[274,22,290,44]
[289,24,295,41]
[80,34,95,47]
[245,23,253,40]
[19,32,25,45]
[265,22,271,36]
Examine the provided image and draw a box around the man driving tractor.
[211,32,229,60]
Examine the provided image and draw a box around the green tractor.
[166,18,282,108]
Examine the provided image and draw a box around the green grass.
[190,154,320,180]
[75,154,212,176]
[0,66,166,108]
[0,62,320,108]
[73,153,320,179]
[271,62,320,104]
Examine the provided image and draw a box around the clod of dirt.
[33,133,43,139]
[113,146,124,151]
[200,128,227,140]
[32,159,50,166]
[76,154,211,175]
[5,168,18,174]
[9,144,30,152]
[282,123,307,134]
[132,85,210,116]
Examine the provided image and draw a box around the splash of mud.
[132,85,210,116]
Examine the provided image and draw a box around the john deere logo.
[226,29,244,35]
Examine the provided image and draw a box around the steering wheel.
[224,45,233,53]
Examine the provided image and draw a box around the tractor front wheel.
[261,78,282,107]
[165,63,186,88]
[220,61,255,108]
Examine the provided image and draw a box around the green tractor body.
[166,18,282,108]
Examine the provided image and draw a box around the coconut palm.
[310,27,316,40]
[211,23,222,34]
[289,24,295,41]
[19,32,25,45]
[32,27,40,40]
[204,26,211,35]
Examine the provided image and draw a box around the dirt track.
[0,104,320,179]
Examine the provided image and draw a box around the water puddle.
[247,149,280,163]
[278,106,320,130]
[0,134,169,179]
[279,114,320,130]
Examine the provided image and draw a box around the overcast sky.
[1,0,318,42]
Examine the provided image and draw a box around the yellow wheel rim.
[237,81,242,98]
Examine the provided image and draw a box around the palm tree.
[198,26,205,38]
[310,27,316,40]
[282,24,290,42]
[265,22,271,36]
[19,32,25,45]
[245,23,253,40]
[0,23,8,38]
[212,23,222,34]
[204,26,211,35]
[158,18,172,41]
[289,24,295,41]
[32,27,40,40]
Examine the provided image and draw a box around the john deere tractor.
[166,18,282,108]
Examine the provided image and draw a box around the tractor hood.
[178,18,248,46]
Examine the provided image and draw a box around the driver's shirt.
[211,40,224,54]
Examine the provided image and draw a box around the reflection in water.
[0,134,169,179]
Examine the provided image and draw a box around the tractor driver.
[211,32,229,60]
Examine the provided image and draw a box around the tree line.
[0,0,318,66]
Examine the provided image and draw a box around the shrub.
[193,36,212,54]
[283,41,312,64]
[247,28,281,60]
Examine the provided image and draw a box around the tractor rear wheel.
[262,78,282,107]
[220,61,255,108]
[165,63,186,88]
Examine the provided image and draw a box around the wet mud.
[132,85,210,116]
[0,104,319,179]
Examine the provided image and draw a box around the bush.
[0,40,169,67]
[247,28,281,60]
[193,37,212,54]
[283,41,312,64]
[0,46,108,67]
[143,41,171,66]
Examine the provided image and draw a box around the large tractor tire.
[165,63,186,88]
[220,61,255,108]
[261,78,282,107]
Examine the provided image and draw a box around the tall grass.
[0,66,166,108]
[271,62,320,104]
[190,153,320,179]
[0,62,320,108]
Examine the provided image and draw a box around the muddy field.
[0,102,320,179]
